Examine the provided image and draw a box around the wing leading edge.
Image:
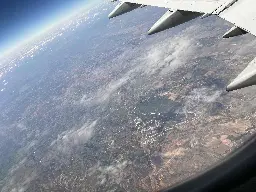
[108,0,256,91]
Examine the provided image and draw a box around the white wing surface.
[120,0,226,13]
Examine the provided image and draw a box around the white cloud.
[187,87,222,103]
[2,158,38,192]
[79,27,198,107]
[94,75,130,104]
[52,120,97,154]
[88,160,130,185]
[177,87,222,117]
[137,35,195,76]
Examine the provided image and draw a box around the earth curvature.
[1,1,256,192]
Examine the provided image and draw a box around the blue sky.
[0,0,98,53]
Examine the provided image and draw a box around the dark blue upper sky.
[0,0,90,53]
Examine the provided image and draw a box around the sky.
[0,0,95,53]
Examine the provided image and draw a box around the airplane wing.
[108,0,256,91]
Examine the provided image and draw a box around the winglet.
[227,57,256,91]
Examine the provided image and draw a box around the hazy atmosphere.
[0,1,256,191]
